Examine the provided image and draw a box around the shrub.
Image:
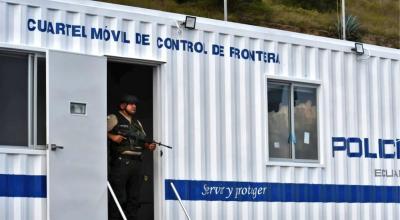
[334,15,363,41]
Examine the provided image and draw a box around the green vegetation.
[98,0,400,48]
[335,15,363,42]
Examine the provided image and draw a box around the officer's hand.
[145,143,157,151]
[109,134,126,144]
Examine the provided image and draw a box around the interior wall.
[107,62,154,138]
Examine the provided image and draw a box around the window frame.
[0,49,46,149]
[266,75,323,167]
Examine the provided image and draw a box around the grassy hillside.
[98,0,400,48]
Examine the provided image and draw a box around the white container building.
[0,0,399,219]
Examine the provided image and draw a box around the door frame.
[106,55,166,220]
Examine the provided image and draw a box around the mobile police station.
[0,0,399,219]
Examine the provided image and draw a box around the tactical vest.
[109,112,147,156]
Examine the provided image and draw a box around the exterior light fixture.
[183,16,196,29]
[351,42,364,55]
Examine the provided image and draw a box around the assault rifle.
[116,125,173,149]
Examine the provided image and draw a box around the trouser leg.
[108,158,131,220]
[126,160,143,220]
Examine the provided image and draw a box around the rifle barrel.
[144,139,173,149]
[154,141,173,149]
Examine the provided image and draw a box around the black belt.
[118,154,143,161]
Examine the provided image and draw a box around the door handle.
[48,144,64,151]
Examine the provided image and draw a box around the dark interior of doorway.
[107,61,154,220]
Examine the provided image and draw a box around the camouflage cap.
[119,94,139,105]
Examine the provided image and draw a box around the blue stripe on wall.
[165,179,400,203]
[0,174,46,198]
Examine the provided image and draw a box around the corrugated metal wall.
[0,150,46,220]
[0,0,399,219]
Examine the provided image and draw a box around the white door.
[46,50,107,220]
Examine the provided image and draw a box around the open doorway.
[107,61,154,220]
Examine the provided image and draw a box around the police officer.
[107,94,156,220]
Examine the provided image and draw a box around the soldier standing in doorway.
[107,94,156,220]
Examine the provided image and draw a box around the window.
[0,51,46,148]
[268,81,319,162]
[0,53,29,146]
